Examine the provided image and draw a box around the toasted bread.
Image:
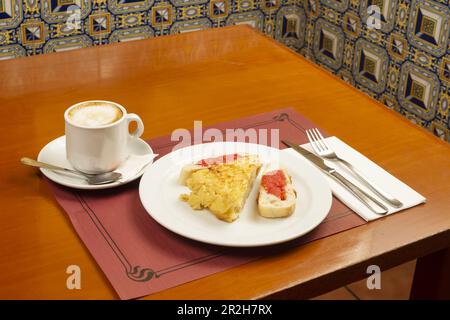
[258,169,296,218]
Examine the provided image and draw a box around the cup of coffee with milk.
[65,100,144,174]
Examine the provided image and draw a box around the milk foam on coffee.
[69,102,123,127]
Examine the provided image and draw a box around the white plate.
[37,136,154,190]
[139,142,332,247]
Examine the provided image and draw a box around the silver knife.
[283,140,389,215]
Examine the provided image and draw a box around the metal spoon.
[21,157,122,185]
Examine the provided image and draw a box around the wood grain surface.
[0,26,449,299]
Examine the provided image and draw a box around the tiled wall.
[0,1,449,142]
[299,0,450,143]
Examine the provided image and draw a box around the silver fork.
[306,128,403,208]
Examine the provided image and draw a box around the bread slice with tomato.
[257,168,296,218]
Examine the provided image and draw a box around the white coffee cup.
[65,100,144,174]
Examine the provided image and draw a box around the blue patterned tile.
[360,0,398,33]
[321,0,349,13]
[275,5,306,50]
[0,0,23,30]
[406,0,450,57]
[313,18,344,70]
[353,38,389,93]
[0,0,448,142]
[398,61,440,121]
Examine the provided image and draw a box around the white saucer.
[37,136,154,190]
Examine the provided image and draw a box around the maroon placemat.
[47,108,366,299]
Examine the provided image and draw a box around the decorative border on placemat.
[74,111,353,283]
[76,193,223,282]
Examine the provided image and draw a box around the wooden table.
[0,26,449,299]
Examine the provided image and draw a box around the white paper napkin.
[284,137,426,221]
[116,153,159,183]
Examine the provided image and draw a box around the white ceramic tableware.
[38,136,154,190]
[139,142,332,247]
[65,100,144,174]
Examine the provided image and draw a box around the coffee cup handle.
[127,114,144,138]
